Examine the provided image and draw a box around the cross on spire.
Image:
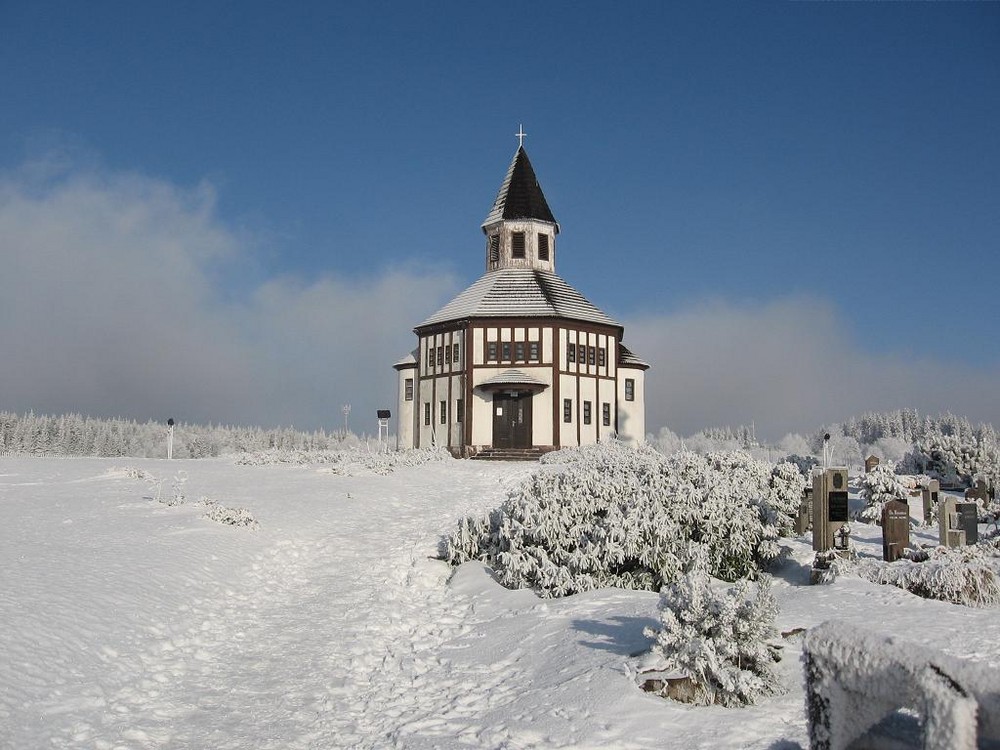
[516,124,526,148]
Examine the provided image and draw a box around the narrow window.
[404,378,414,401]
[563,398,572,423]
[440,400,447,425]
[625,378,635,401]
[577,344,585,364]
[514,342,525,361]
[487,341,498,361]
[588,346,596,366]
[567,342,576,364]
[488,234,500,267]
[424,403,431,426]
[602,402,611,426]
[538,233,549,262]
[528,341,540,361]
[427,342,434,371]
[456,399,464,423]
[598,348,606,367]
[512,232,526,259]
[501,342,512,361]
[437,346,444,367]
[452,343,460,364]
[583,401,592,425]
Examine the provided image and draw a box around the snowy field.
[2,456,999,749]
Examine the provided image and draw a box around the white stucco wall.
[617,367,646,444]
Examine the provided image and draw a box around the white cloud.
[3,159,996,440]
[0,161,457,431]
[623,297,1000,440]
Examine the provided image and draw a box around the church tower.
[394,133,648,456]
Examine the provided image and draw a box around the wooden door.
[492,392,532,448]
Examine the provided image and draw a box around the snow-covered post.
[167,418,174,460]
[341,404,351,437]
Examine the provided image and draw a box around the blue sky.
[1,1,997,439]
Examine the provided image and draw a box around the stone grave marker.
[956,501,979,545]
[921,479,939,524]
[881,499,910,562]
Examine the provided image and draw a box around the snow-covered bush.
[237,446,451,474]
[203,504,260,531]
[856,463,909,524]
[854,545,1000,607]
[642,552,782,707]
[446,441,797,597]
[109,466,155,480]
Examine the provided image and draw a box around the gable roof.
[417,268,620,330]
[482,146,557,228]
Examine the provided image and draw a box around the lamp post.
[167,418,175,460]
[341,404,351,436]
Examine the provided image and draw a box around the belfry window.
[488,235,500,267]
[512,232,526,259]
[538,234,549,262]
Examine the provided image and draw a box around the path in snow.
[2,458,541,749]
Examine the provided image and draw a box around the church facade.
[394,143,648,456]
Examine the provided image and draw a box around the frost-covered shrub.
[447,441,797,596]
[237,446,451,474]
[856,464,909,524]
[854,545,1000,607]
[643,553,782,707]
[110,466,155,480]
[204,504,260,531]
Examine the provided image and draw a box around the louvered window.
[514,342,525,361]
[603,403,611,426]
[452,343,460,364]
[528,342,540,361]
[440,400,447,425]
[487,341,498,361]
[563,399,572,423]
[538,234,549,261]
[512,232,526,259]
[625,378,635,401]
[424,403,431,426]
[501,342,512,361]
[404,378,413,401]
[489,235,500,267]
[583,401,592,425]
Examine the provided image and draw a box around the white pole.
[167,419,175,460]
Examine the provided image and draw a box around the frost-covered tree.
[446,441,798,597]
[643,551,782,707]
[857,463,909,525]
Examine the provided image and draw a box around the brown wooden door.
[492,392,532,448]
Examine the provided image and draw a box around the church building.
[393,138,648,457]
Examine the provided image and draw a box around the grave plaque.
[956,502,979,545]
[828,491,849,523]
[881,499,910,562]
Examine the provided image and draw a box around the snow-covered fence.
[802,620,1000,750]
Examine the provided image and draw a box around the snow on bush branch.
[642,550,783,707]
[445,440,804,597]
[235,446,451,474]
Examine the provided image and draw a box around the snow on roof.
[393,350,418,369]
[618,343,650,369]
[417,269,620,329]
[477,369,549,389]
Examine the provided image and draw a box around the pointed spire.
[482,146,557,229]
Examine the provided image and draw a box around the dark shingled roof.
[482,146,557,228]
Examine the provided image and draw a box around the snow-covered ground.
[2,456,998,749]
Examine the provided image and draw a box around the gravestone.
[921,479,940,524]
[813,467,850,553]
[938,497,966,547]
[881,499,910,562]
[956,502,979,545]
[794,487,813,535]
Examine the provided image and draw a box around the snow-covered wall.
[802,619,1000,750]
